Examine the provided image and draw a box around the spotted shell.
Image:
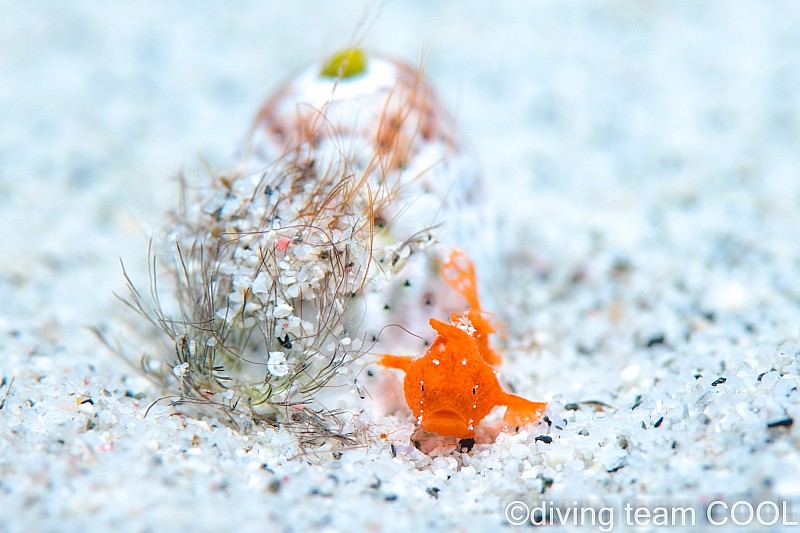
[241,49,487,353]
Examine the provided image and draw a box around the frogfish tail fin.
[481,344,504,367]
[441,249,481,309]
[503,394,547,428]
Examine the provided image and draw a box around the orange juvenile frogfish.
[380,250,546,439]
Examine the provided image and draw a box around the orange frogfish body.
[380,250,546,439]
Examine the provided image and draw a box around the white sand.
[3,1,800,531]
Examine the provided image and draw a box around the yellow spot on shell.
[320,48,367,79]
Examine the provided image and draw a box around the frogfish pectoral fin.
[502,393,547,427]
[379,354,413,373]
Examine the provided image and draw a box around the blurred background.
[1,0,799,329]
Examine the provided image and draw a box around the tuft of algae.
[320,48,367,79]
